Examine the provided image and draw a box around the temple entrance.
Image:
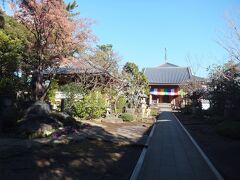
[162,96,170,103]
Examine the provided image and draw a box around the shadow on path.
[0,123,152,180]
[137,112,219,180]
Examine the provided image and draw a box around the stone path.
[137,112,222,180]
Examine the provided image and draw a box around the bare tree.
[186,53,201,76]
[217,10,240,62]
[58,44,126,91]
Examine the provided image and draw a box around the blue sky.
[66,0,239,77]
[2,0,239,77]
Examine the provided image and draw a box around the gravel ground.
[0,121,153,180]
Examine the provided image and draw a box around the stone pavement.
[137,112,221,180]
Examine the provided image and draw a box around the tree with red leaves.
[12,0,94,101]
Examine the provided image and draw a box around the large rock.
[51,112,78,126]
[19,101,60,138]
[19,121,54,138]
[24,101,51,119]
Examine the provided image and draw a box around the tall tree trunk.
[31,71,44,101]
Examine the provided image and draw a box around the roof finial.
[164,48,167,63]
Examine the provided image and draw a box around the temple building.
[143,62,192,107]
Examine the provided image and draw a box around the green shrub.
[216,121,240,139]
[60,82,88,97]
[150,109,159,117]
[120,113,135,122]
[62,99,75,116]
[115,95,127,114]
[74,91,106,119]
[47,79,58,104]
[60,82,89,115]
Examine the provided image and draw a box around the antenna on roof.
[164,48,167,63]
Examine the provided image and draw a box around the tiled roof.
[144,63,192,84]
[58,58,104,74]
[44,58,104,75]
[156,62,179,68]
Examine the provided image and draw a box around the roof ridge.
[187,67,192,78]
[144,66,192,84]
[156,62,179,67]
[145,66,189,69]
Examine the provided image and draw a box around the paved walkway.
[137,112,220,180]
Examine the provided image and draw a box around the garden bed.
[0,139,142,180]
[175,112,240,180]
[0,120,153,180]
